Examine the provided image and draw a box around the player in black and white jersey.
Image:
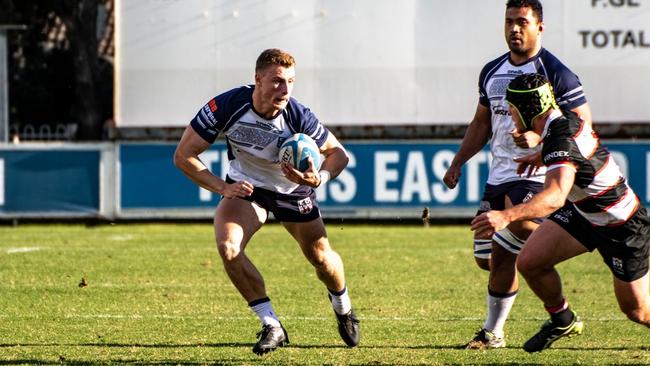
[444,0,593,349]
[472,73,650,352]
[174,48,359,355]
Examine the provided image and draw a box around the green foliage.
[0,223,647,364]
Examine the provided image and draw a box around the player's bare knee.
[305,247,327,268]
[307,245,339,272]
[516,254,537,277]
[217,241,242,263]
[622,308,649,325]
[620,303,650,326]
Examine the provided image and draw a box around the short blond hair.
[255,48,296,72]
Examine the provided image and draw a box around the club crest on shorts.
[612,257,625,276]
[523,191,534,203]
[297,197,313,214]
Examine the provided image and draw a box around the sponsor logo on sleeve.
[543,150,569,163]
[208,99,218,112]
[202,105,218,125]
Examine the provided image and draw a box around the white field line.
[108,234,134,241]
[0,314,630,322]
[5,246,44,254]
[93,283,234,288]
[66,315,633,322]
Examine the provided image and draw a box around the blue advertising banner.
[2,142,646,220]
[0,148,101,215]
[119,144,221,209]
[119,141,650,218]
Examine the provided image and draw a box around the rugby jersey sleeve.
[542,138,576,170]
[542,51,588,111]
[550,70,587,111]
[190,86,251,144]
[477,64,491,107]
[476,53,508,108]
[286,98,329,147]
[541,122,578,172]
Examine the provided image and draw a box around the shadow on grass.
[0,341,648,351]
[0,343,648,366]
[0,362,243,366]
[0,342,462,350]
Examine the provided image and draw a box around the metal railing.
[8,123,77,142]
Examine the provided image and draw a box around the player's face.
[509,104,544,137]
[509,104,528,133]
[254,64,295,119]
[505,6,543,58]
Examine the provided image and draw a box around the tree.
[5,0,113,141]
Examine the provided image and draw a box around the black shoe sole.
[252,340,287,356]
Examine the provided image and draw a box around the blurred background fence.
[1,0,649,220]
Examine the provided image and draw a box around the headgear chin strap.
[506,82,557,130]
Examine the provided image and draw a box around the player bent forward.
[174,48,360,355]
[472,73,650,352]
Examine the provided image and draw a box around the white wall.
[115,0,650,127]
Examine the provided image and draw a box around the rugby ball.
[279,133,321,172]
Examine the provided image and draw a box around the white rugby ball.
[279,133,321,172]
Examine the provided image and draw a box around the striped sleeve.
[190,86,251,144]
[286,98,329,147]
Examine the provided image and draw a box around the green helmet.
[506,73,558,130]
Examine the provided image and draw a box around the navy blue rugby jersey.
[190,85,329,193]
[478,48,588,185]
[541,110,639,226]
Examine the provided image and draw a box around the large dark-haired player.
[443,0,593,349]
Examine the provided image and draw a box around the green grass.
[0,223,648,365]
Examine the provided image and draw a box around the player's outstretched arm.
[470,166,574,238]
[174,126,253,198]
[444,104,491,189]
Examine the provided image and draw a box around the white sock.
[328,286,352,315]
[249,298,281,327]
[483,290,517,338]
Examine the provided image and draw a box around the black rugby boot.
[523,310,583,353]
[335,309,360,347]
[252,323,289,356]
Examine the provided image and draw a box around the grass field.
[0,222,648,365]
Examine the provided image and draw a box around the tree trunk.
[60,0,102,140]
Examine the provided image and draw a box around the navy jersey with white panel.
[478,48,588,185]
[542,110,640,226]
[190,85,329,194]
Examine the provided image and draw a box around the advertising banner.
[119,141,650,219]
[0,148,101,217]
